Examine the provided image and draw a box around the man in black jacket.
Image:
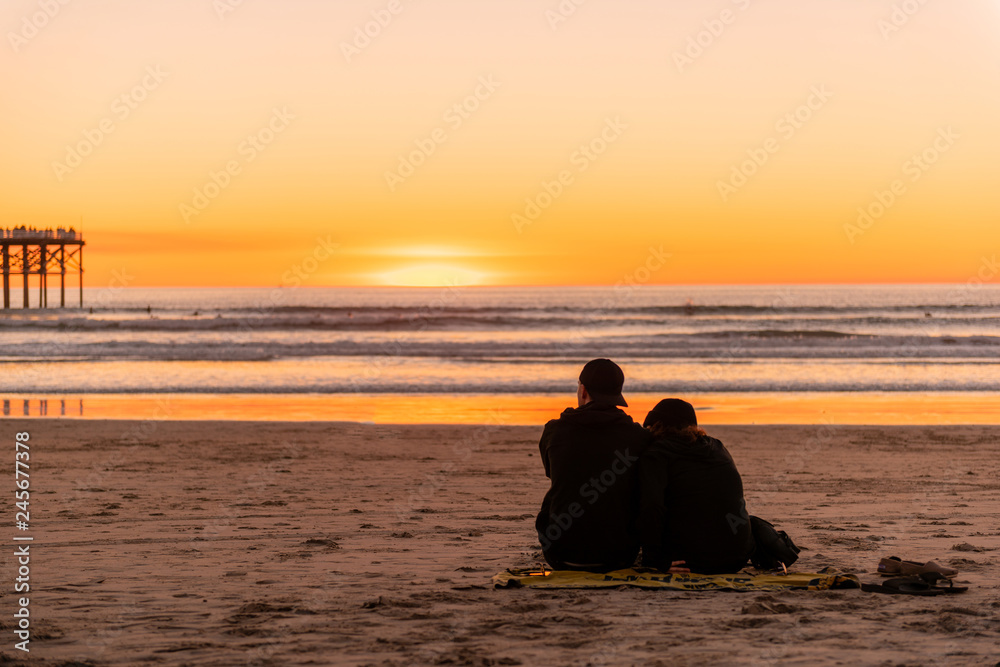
[535,359,651,571]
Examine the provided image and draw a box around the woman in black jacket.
[639,399,754,574]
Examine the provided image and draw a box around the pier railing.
[0,229,83,242]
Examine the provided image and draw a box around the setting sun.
[377,263,489,287]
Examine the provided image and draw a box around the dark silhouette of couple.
[535,359,754,574]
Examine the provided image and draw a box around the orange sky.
[2,0,999,288]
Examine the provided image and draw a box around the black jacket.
[535,401,651,569]
[639,434,754,574]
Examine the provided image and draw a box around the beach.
[7,419,999,666]
[6,0,1000,663]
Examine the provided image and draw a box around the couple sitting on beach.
[535,359,753,574]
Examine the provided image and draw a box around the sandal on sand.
[862,576,945,596]
[919,571,969,594]
[877,556,958,577]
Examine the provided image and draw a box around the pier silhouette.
[1,226,85,309]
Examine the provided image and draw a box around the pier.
[0,227,85,309]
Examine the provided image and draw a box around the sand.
[2,419,999,666]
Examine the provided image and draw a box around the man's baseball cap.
[579,358,627,407]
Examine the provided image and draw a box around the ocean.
[2,284,999,423]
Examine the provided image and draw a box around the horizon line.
[57,281,997,289]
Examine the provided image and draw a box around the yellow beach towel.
[493,568,860,591]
